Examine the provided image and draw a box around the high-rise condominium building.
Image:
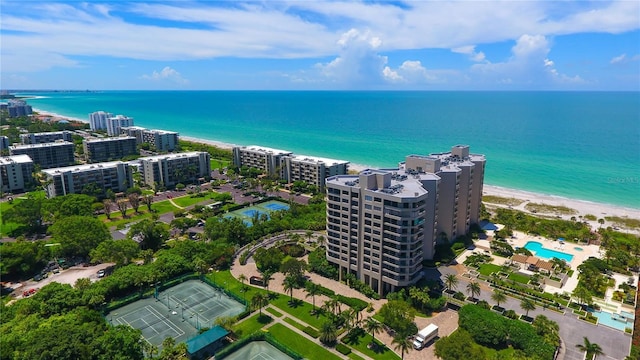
[325,145,485,296]
[83,136,138,163]
[140,152,211,189]
[42,161,133,198]
[9,142,75,169]
[106,115,134,136]
[3,100,33,117]
[1,136,10,151]
[89,111,114,131]
[20,130,74,145]
[0,155,35,193]
[326,170,429,296]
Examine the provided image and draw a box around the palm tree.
[364,318,384,347]
[466,281,481,300]
[319,321,337,345]
[392,334,412,360]
[576,337,604,360]
[305,282,321,316]
[251,293,268,316]
[520,298,536,318]
[322,297,341,316]
[491,290,507,308]
[238,274,247,288]
[444,274,458,294]
[283,275,297,304]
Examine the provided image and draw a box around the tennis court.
[226,200,290,226]
[107,280,245,347]
[223,341,293,360]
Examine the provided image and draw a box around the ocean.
[16,91,640,209]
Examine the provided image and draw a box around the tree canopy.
[49,216,111,257]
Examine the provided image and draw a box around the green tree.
[576,337,604,360]
[520,298,536,318]
[319,320,337,345]
[491,290,507,308]
[49,216,111,257]
[3,194,44,231]
[466,281,481,300]
[159,337,188,360]
[128,219,170,251]
[280,257,307,284]
[253,247,284,274]
[444,274,458,294]
[364,317,384,347]
[74,277,92,291]
[572,285,593,307]
[532,315,560,346]
[392,334,412,360]
[0,240,49,277]
[378,300,416,338]
[435,329,486,360]
[283,274,297,304]
[251,292,268,316]
[90,239,140,267]
[103,199,113,220]
[305,282,321,316]
[143,194,154,212]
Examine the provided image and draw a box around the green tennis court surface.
[223,341,293,360]
[225,200,290,226]
[107,280,245,347]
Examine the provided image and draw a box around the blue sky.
[1,1,639,90]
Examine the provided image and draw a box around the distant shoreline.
[30,108,640,223]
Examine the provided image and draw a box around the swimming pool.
[523,241,574,262]
[589,309,634,332]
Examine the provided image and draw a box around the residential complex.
[325,145,485,296]
[232,145,292,177]
[1,100,33,118]
[140,152,211,189]
[42,161,134,198]
[89,111,113,131]
[83,136,138,163]
[9,142,75,169]
[106,115,134,136]
[0,155,35,193]
[232,145,349,189]
[121,126,179,152]
[20,130,74,145]
[283,155,349,189]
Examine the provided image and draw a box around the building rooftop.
[10,141,73,149]
[84,136,137,143]
[186,325,228,354]
[328,169,429,198]
[291,154,349,166]
[139,151,204,162]
[42,161,126,175]
[243,145,292,156]
[0,155,33,165]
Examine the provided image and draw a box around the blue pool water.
[589,309,634,332]
[523,241,574,262]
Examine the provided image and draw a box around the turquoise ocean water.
[17,91,640,209]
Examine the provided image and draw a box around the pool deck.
[470,229,638,320]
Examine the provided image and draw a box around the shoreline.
[28,108,640,220]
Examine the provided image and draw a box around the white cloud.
[610,53,640,64]
[471,34,584,87]
[141,67,188,85]
[315,29,388,87]
[452,45,486,62]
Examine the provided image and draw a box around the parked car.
[97,269,106,278]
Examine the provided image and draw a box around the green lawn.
[265,307,283,318]
[0,191,45,236]
[210,159,231,170]
[232,313,272,339]
[507,272,530,284]
[267,323,342,360]
[342,329,400,360]
[283,317,309,332]
[97,200,178,228]
[270,294,328,329]
[206,270,265,303]
[478,263,502,276]
[348,353,366,360]
[172,194,214,208]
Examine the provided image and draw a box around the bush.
[279,243,306,258]
[335,343,351,355]
[453,291,466,301]
[303,326,319,338]
[337,295,367,311]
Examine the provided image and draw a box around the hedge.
[303,326,319,338]
[337,295,367,311]
[335,343,352,355]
